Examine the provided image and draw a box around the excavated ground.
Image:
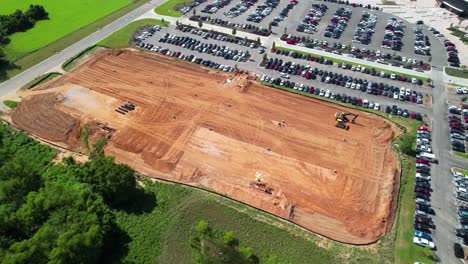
[11,50,401,244]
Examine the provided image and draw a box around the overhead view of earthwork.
[11,49,400,244]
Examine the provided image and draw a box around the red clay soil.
[11,50,401,244]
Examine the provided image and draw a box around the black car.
[454,243,464,258]
[456,229,468,238]
[415,223,432,233]
[416,182,431,189]
[417,204,435,215]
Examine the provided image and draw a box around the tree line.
[0,5,48,44]
[0,123,139,263]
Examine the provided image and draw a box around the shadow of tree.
[100,224,133,264]
[113,187,157,215]
[0,57,20,81]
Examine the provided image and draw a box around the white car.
[345,82,351,88]
[363,99,369,108]
[390,73,396,79]
[393,92,399,99]
[412,78,418,84]
[416,173,430,180]
[406,88,411,96]
[325,89,331,98]
[373,103,380,111]
[415,210,432,219]
[413,237,435,249]
[294,83,299,90]
[351,83,356,89]
[369,101,374,109]
[319,89,325,96]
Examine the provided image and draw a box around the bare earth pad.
[11,50,400,244]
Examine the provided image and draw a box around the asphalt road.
[0,0,166,104]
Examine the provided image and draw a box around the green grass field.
[154,0,194,17]
[98,19,169,49]
[446,67,468,79]
[274,46,430,82]
[0,0,132,61]
[0,0,151,81]
[20,72,61,90]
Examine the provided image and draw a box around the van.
[419,152,437,163]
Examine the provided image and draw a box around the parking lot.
[186,0,448,68]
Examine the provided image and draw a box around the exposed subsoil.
[11,49,401,244]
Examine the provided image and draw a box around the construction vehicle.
[335,112,358,130]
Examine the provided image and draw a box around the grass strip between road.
[62,45,104,71]
[258,80,436,263]
[274,46,430,82]
[20,72,61,90]
[1,0,151,81]
[154,0,194,17]
[454,151,468,159]
[454,168,468,175]
[3,100,18,109]
[98,19,170,49]
[445,67,468,79]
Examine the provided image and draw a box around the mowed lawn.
[0,0,132,62]
[154,0,193,17]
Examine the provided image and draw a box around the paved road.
[0,0,166,104]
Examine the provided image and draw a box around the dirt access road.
[11,50,400,244]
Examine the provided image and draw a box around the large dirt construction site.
[12,50,400,244]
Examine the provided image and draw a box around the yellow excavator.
[335,112,358,130]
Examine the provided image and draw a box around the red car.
[308,86,314,93]
[416,159,430,165]
[449,121,461,126]
[417,126,430,131]
[415,187,431,196]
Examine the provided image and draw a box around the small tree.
[462,96,467,102]
[198,20,203,28]
[428,56,432,63]
[256,37,260,44]
[245,50,249,57]
[272,41,276,50]
[268,23,272,31]
[284,27,287,34]
[346,43,352,51]
[223,231,235,245]
[234,64,238,70]
[232,27,236,35]
[399,134,416,156]
[263,53,267,61]
[176,20,179,26]
[162,18,165,24]
[193,8,196,15]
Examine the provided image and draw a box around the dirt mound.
[11,50,400,244]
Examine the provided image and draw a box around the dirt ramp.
[12,93,78,142]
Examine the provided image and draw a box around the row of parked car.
[443,39,460,67]
[176,25,259,49]
[179,0,207,14]
[259,74,423,119]
[158,33,250,62]
[324,7,352,39]
[382,17,405,51]
[223,0,256,18]
[454,171,468,249]
[413,126,436,250]
[281,35,430,71]
[247,0,279,23]
[202,0,232,14]
[414,27,431,56]
[269,0,297,27]
[296,3,327,34]
[194,16,270,36]
[448,105,468,153]
[352,11,377,45]
[263,56,425,105]
[337,62,423,85]
[138,43,236,72]
[322,0,382,11]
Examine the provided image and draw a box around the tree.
[176,20,179,26]
[193,8,196,16]
[462,96,467,102]
[198,20,203,28]
[272,41,276,51]
[263,53,267,61]
[195,220,210,236]
[256,37,260,44]
[284,27,287,34]
[232,27,236,35]
[428,56,432,63]
[223,230,235,245]
[268,23,272,31]
[399,134,416,156]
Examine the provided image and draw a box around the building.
[439,0,468,17]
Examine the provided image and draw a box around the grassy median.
[154,0,194,17]
[445,67,468,79]
[98,19,170,49]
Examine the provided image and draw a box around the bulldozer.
[335,112,358,130]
